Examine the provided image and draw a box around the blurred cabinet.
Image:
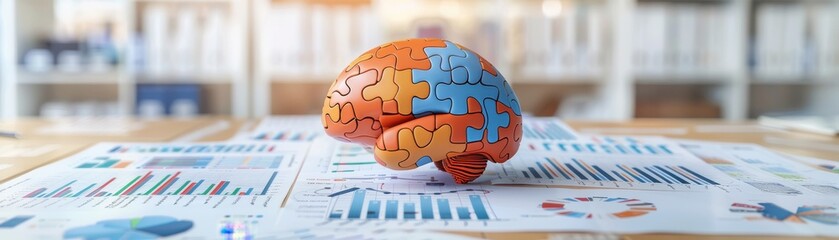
[0,0,248,118]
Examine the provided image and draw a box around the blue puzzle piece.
[448,49,483,84]
[478,71,522,115]
[450,67,469,84]
[422,42,467,71]
[483,98,510,143]
[416,156,432,167]
[466,124,484,142]
[411,55,453,116]
[435,82,499,115]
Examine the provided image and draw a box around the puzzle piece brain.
[322,39,523,184]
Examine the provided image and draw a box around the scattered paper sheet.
[232,116,325,142]
[279,174,838,236]
[278,134,838,236]
[522,117,580,140]
[679,139,839,196]
[0,210,278,239]
[0,142,310,213]
[3,117,838,238]
[789,155,839,175]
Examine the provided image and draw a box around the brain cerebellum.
[322,38,522,184]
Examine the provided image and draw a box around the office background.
[0,0,837,121]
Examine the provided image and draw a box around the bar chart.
[21,170,277,198]
[511,157,719,185]
[323,185,496,221]
[526,140,676,156]
[491,152,744,192]
[252,131,320,141]
[0,169,287,210]
[327,144,377,173]
[242,116,325,142]
[521,118,578,141]
[104,143,282,154]
[139,156,287,169]
[75,156,133,169]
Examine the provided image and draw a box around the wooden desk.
[0,118,836,240]
[0,117,225,184]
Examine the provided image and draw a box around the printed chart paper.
[790,155,839,176]
[233,116,325,142]
[521,117,579,141]
[279,174,838,236]
[489,136,752,192]
[0,209,276,239]
[679,140,839,196]
[0,142,310,212]
[279,141,838,236]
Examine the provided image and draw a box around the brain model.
[322,38,522,184]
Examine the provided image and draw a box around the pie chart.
[540,196,657,219]
[63,215,193,239]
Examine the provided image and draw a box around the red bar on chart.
[52,187,71,198]
[24,188,47,198]
[87,178,116,197]
[122,171,153,196]
[181,182,196,195]
[210,181,227,195]
[152,172,181,195]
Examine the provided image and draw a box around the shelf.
[269,73,336,83]
[750,75,839,85]
[511,78,602,84]
[134,0,232,3]
[634,73,732,85]
[17,69,122,85]
[134,72,234,84]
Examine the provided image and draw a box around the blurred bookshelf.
[1,0,838,120]
[0,0,247,118]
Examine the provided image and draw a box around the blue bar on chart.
[0,216,35,228]
[385,200,398,219]
[457,207,471,220]
[367,200,381,219]
[420,196,434,219]
[71,184,97,198]
[470,195,490,220]
[404,203,416,219]
[186,180,204,195]
[438,199,452,219]
[329,210,343,219]
[347,189,366,219]
[260,171,278,195]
